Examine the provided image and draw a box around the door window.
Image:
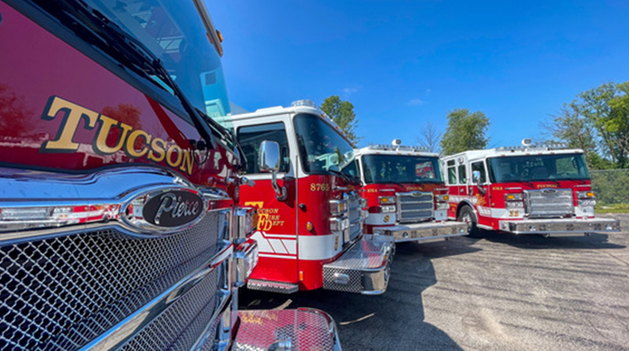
[471,161,487,183]
[458,164,467,184]
[237,122,290,174]
[447,160,457,184]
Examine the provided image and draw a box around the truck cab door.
[469,161,490,223]
[236,122,299,284]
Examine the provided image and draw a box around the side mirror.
[472,170,481,184]
[259,140,287,201]
[472,170,486,195]
[259,140,280,173]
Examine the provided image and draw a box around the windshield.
[487,153,590,183]
[362,155,443,184]
[294,114,355,175]
[82,0,231,129]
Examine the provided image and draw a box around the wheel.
[457,205,483,238]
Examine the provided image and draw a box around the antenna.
[521,138,532,147]
[392,139,402,146]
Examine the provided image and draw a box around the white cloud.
[341,85,362,98]
[343,87,359,94]
[407,98,425,106]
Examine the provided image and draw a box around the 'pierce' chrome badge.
[122,188,208,235]
[144,191,203,227]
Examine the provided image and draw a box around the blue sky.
[210,0,629,149]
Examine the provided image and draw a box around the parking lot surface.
[239,214,629,351]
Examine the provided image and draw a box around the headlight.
[379,196,395,205]
[330,217,350,231]
[329,199,349,216]
[436,202,449,210]
[577,191,595,199]
[505,201,524,208]
[380,205,396,213]
[578,199,597,207]
[505,193,523,201]
[436,194,449,202]
[359,197,368,208]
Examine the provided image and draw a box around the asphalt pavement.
[239,213,629,351]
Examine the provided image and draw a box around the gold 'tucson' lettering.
[40,96,195,175]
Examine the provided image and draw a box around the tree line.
[321,81,629,170]
[544,82,629,170]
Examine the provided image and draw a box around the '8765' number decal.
[310,183,330,191]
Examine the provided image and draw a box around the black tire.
[457,205,483,238]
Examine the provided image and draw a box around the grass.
[596,203,629,214]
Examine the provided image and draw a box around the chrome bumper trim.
[246,279,299,294]
[0,166,231,244]
[499,218,621,235]
[322,234,394,295]
[373,221,468,243]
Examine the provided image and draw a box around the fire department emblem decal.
[475,193,487,206]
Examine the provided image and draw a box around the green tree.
[547,82,629,169]
[544,103,612,169]
[440,108,490,155]
[321,95,361,146]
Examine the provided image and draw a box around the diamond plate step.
[247,279,299,294]
[233,308,341,351]
[323,234,394,295]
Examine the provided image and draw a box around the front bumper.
[373,221,468,243]
[233,308,341,351]
[322,234,394,295]
[499,217,621,236]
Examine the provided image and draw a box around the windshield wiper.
[410,180,440,184]
[349,172,362,185]
[56,0,222,149]
[328,169,352,183]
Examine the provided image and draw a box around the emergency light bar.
[398,145,429,152]
[368,144,429,152]
[496,142,569,152]
[291,99,317,108]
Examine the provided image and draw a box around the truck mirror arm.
[271,171,288,201]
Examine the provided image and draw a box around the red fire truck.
[0,1,340,350]
[442,141,621,237]
[232,100,394,295]
[354,141,468,242]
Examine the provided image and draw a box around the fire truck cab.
[233,100,394,295]
[442,142,621,237]
[355,141,468,243]
[0,1,340,350]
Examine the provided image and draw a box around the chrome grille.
[524,189,574,218]
[118,266,221,351]
[396,192,433,223]
[0,211,225,351]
